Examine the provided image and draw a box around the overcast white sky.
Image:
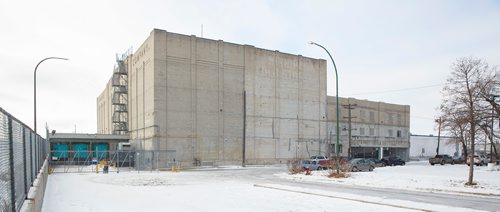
[1,0,499,136]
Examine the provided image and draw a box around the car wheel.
[440,161,444,165]
[352,166,358,172]
[451,161,455,165]
[430,163,435,166]
[402,162,405,166]
[317,166,322,171]
[369,166,374,172]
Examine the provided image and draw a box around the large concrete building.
[97,29,410,166]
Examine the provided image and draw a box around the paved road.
[199,166,500,211]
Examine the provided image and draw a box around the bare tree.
[440,107,469,157]
[477,67,500,160]
[440,57,492,185]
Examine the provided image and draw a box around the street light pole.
[34,57,68,133]
[309,41,340,174]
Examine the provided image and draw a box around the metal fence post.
[22,128,28,198]
[7,116,16,212]
[30,133,34,184]
[117,150,120,173]
[34,137,38,175]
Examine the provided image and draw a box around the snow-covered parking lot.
[42,162,500,212]
[279,161,500,196]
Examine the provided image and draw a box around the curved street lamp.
[34,57,69,133]
[309,41,340,174]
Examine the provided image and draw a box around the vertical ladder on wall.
[112,53,129,135]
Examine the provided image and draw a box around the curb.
[254,184,433,212]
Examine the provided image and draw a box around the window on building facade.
[330,144,343,154]
[388,129,393,137]
[360,110,365,122]
[360,127,365,135]
[388,113,394,125]
[397,114,402,125]
[369,128,375,136]
[397,130,402,138]
[369,111,375,123]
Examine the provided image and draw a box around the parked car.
[367,158,386,167]
[466,155,490,166]
[317,156,351,168]
[310,155,328,160]
[300,159,323,170]
[452,155,465,164]
[348,158,375,172]
[381,156,406,166]
[429,154,454,165]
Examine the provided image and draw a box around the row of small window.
[359,110,404,125]
[358,128,403,138]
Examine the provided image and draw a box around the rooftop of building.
[48,133,129,143]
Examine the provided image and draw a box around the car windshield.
[350,159,362,163]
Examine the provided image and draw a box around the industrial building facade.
[97,29,410,166]
[328,97,410,161]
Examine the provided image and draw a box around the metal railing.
[0,107,48,212]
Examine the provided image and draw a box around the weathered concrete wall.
[244,49,327,164]
[146,29,327,166]
[128,32,155,150]
[327,97,410,157]
[19,159,48,212]
[97,79,113,134]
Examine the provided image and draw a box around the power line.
[346,83,445,96]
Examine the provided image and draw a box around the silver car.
[348,158,375,172]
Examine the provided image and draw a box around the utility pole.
[436,118,442,155]
[343,103,357,159]
[242,90,246,167]
[491,95,498,162]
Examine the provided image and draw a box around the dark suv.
[381,156,406,166]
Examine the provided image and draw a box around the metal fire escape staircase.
[112,55,128,135]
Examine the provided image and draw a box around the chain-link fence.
[49,150,176,173]
[0,107,48,212]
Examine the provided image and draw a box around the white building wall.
[409,135,460,159]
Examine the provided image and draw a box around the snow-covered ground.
[42,170,419,212]
[42,162,498,211]
[278,161,500,196]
